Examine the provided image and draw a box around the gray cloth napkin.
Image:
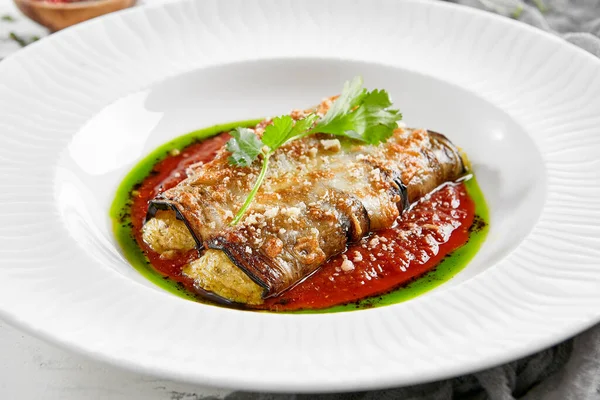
[454,0,600,57]
[226,1,600,399]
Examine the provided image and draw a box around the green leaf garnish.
[261,115,295,149]
[226,76,403,225]
[316,86,402,145]
[226,127,264,167]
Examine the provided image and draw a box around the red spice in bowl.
[14,0,136,31]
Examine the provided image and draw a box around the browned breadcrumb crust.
[148,97,465,299]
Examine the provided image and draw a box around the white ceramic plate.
[1,0,600,393]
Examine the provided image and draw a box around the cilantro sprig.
[226,76,402,225]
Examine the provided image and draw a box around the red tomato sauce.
[130,134,231,292]
[130,133,475,311]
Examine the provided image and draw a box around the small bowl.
[14,0,137,32]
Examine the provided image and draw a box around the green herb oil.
[110,121,489,311]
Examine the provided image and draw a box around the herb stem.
[230,152,270,226]
[9,32,28,47]
[532,0,547,13]
[511,5,524,18]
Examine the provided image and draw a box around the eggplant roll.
[142,115,466,305]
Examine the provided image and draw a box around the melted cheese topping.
[142,98,465,304]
